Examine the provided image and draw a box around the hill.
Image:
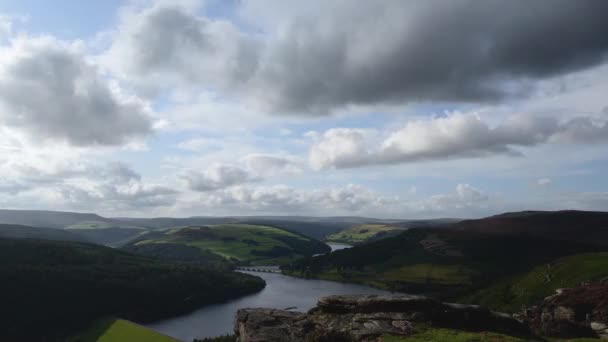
[65,227,148,247]
[325,224,407,245]
[460,252,608,313]
[0,223,90,242]
[0,210,148,246]
[0,209,118,228]
[124,224,331,266]
[0,238,265,341]
[114,215,415,240]
[453,210,608,246]
[284,210,608,299]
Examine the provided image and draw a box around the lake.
[147,243,393,341]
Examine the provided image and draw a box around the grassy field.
[130,224,330,265]
[325,224,404,244]
[460,252,608,312]
[383,327,602,341]
[383,328,526,342]
[72,318,178,342]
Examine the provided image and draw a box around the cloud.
[309,111,608,169]
[0,35,152,146]
[536,177,553,187]
[309,128,372,170]
[106,0,608,114]
[181,163,258,191]
[245,154,302,176]
[104,1,258,93]
[192,183,392,215]
[0,158,177,212]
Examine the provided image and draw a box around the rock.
[235,294,529,342]
[591,321,607,331]
[524,281,608,339]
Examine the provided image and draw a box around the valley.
[1,209,608,341]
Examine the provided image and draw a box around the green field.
[73,318,178,342]
[460,252,608,312]
[129,224,330,265]
[325,224,404,244]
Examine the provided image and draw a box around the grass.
[325,224,404,244]
[382,327,526,342]
[133,224,328,265]
[71,318,179,342]
[381,263,477,285]
[460,252,608,312]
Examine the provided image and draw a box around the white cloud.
[309,128,372,170]
[0,35,152,146]
[190,183,393,215]
[309,111,608,169]
[0,155,177,213]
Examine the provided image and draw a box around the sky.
[0,0,607,218]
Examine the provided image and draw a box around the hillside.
[65,227,147,247]
[460,252,608,313]
[453,210,608,246]
[284,210,608,301]
[325,224,407,245]
[124,224,331,265]
[0,210,148,246]
[72,318,179,342]
[0,209,118,229]
[0,238,265,342]
[0,223,90,242]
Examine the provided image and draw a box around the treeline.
[0,238,265,342]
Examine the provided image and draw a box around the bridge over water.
[235,266,281,273]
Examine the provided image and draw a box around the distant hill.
[325,224,407,245]
[114,216,415,240]
[124,224,331,266]
[0,238,264,341]
[284,210,608,299]
[0,208,460,246]
[0,209,116,228]
[324,219,459,245]
[0,223,90,242]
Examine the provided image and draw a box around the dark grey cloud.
[256,0,608,113]
[0,37,152,146]
[108,0,608,114]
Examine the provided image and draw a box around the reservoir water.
[148,243,393,341]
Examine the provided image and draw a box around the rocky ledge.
[234,294,529,342]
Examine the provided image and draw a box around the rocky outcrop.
[235,294,529,342]
[524,282,608,339]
